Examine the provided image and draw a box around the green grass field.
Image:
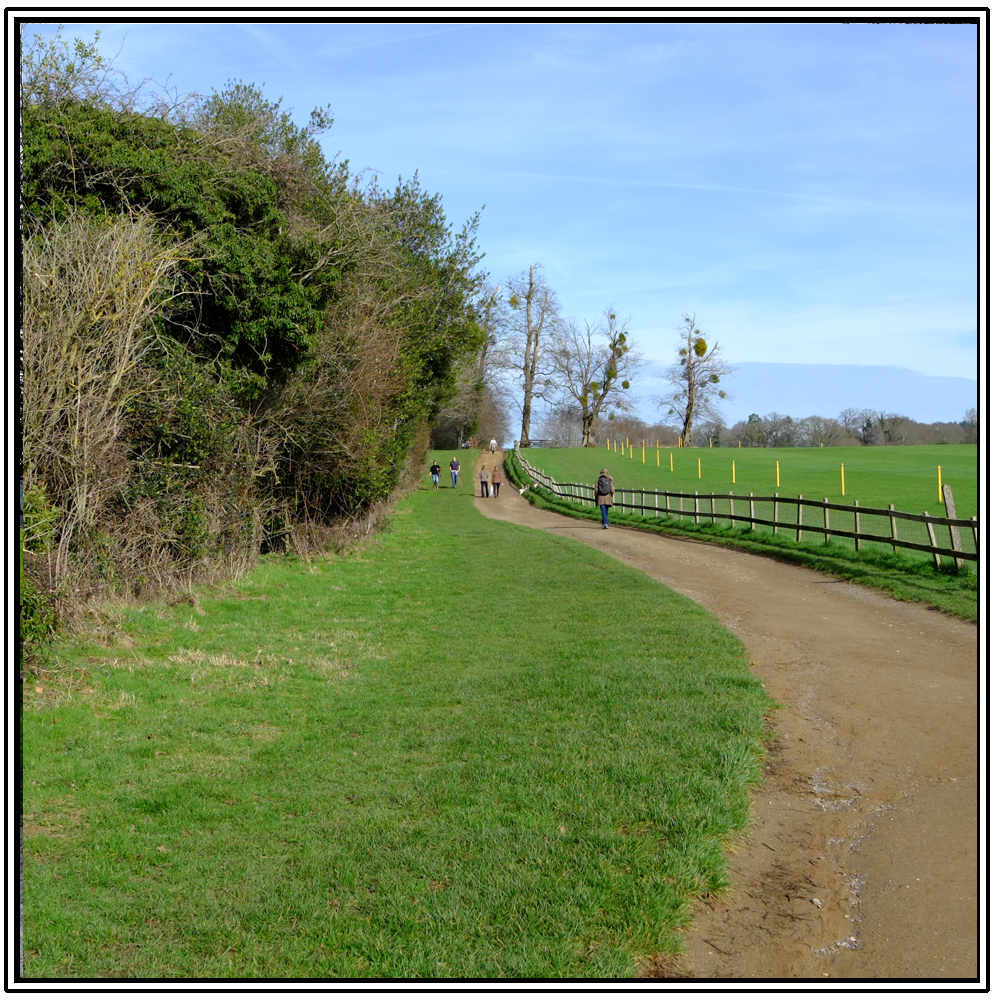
[505,451,978,622]
[526,444,978,518]
[21,460,774,979]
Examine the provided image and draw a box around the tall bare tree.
[549,309,642,446]
[658,314,732,447]
[430,279,506,448]
[504,265,561,447]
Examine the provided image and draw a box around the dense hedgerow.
[19,31,486,650]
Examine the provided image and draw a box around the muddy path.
[473,454,979,980]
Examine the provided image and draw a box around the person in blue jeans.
[594,468,614,528]
[449,457,460,488]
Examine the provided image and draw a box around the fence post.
[729,491,735,528]
[889,503,899,553]
[823,498,830,544]
[972,516,978,555]
[941,484,964,569]
[796,495,803,542]
[694,491,700,524]
[773,493,779,536]
[711,493,717,525]
[924,513,942,569]
[854,500,861,552]
[749,492,755,532]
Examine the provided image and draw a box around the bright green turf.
[21,460,774,979]
[527,444,978,518]
[505,453,978,623]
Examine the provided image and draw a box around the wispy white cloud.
[310,24,474,58]
[492,170,971,219]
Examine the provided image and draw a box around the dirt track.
[473,454,979,980]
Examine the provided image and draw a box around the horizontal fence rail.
[512,446,977,566]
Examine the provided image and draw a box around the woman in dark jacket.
[594,468,614,528]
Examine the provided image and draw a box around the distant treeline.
[540,407,977,448]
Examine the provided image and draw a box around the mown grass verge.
[21,474,774,979]
[505,453,977,623]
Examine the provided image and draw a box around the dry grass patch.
[23,800,88,842]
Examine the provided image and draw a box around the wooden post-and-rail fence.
[512,445,977,567]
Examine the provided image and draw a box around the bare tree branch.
[657,314,732,447]
[548,308,644,446]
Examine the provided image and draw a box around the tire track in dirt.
[473,453,979,980]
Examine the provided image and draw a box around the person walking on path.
[478,465,490,498]
[491,465,503,497]
[489,437,498,454]
[595,468,614,528]
[429,460,442,490]
[449,457,461,488]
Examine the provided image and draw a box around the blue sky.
[21,19,980,421]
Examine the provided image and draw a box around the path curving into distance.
[473,452,978,980]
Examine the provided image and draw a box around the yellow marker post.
[820,442,824,448]
[738,440,741,449]
[709,437,713,448]
[626,437,629,449]
[670,452,674,472]
[629,445,633,459]
[642,445,645,464]
[657,450,660,467]
[732,460,736,484]
[607,438,610,450]
[656,440,660,448]
[698,458,702,479]
[841,463,845,497]
[937,465,943,504]
[776,461,780,488]
[678,436,682,448]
